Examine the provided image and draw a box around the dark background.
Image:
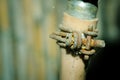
[86,0,120,80]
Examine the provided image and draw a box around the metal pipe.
[60,13,98,80]
[62,1,98,79]
[50,1,104,80]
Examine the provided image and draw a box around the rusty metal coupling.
[49,24,105,60]
[49,0,105,60]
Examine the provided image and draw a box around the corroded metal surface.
[50,24,105,60]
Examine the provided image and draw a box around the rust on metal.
[49,0,105,61]
[49,24,105,60]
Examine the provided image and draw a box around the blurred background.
[0,0,120,80]
[0,0,66,80]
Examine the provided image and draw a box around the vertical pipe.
[60,48,85,80]
[60,1,98,80]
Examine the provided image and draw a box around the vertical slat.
[22,0,38,80]
[0,5,2,80]
[31,0,46,80]
[39,0,58,80]
[7,0,28,80]
[0,0,14,80]
[31,0,60,80]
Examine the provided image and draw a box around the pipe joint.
[49,24,105,60]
